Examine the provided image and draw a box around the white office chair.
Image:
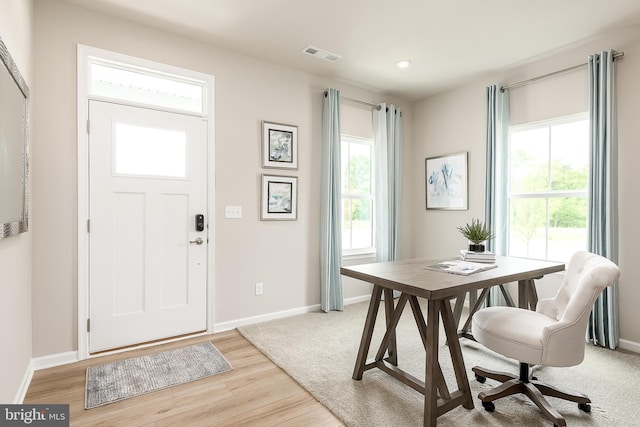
[471,251,620,427]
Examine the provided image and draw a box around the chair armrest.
[541,320,586,367]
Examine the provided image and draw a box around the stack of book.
[459,249,496,263]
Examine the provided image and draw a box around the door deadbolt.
[195,214,205,231]
[189,237,204,245]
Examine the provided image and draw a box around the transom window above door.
[88,59,206,115]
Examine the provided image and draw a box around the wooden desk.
[341,256,565,426]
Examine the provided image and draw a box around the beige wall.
[0,0,33,403]
[27,0,637,371]
[411,26,640,347]
[31,0,413,357]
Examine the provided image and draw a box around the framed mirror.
[0,36,29,240]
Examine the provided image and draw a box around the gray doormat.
[85,342,232,409]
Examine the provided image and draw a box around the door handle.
[189,237,204,245]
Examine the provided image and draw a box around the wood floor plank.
[24,330,343,426]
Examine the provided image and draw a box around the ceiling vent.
[302,45,342,63]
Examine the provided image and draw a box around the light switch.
[225,206,242,219]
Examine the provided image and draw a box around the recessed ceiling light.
[397,59,412,69]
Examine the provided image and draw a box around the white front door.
[88,100,208,353]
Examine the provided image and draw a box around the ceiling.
[63,0,640,101]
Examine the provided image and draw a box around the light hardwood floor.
[25,330,344,426]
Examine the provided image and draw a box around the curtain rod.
[341,96,382,110]
[501,51,624,92]
[324,90,382,110]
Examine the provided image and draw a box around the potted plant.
[457,218,494,252]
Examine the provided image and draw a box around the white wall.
[31,0,413,357]
[0,0,33,403]
[411,25,640,346]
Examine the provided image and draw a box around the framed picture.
[425,151,468,210]
[261,174,298,220]
[262,121,298,169]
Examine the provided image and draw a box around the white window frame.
[506,113,589,261]
[341,134,375,259]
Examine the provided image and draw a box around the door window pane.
[114,123,186,178]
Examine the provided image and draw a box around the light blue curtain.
[373,104,403,262]
[484,84,509,306]
[484,84,509,255]
[587,50,619,349]
[320,88,343,312]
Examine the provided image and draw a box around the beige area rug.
[238,301,640,426]
[85,342,232,409]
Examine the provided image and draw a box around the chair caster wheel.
[578,403,591,413]
[475,374,486,383]
[482,401,495,412]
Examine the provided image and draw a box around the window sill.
[342,251,376,263]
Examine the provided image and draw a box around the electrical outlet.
[255,282,264,295]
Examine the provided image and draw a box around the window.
[507,114,588,262]
[114,124,187,178]
[341,135,374,255]
[89,59,206,115]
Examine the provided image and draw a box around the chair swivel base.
[472,363,592,427]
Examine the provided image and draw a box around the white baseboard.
[619,338,640,354]
[16,353,78,403]
[213,294,371,333]
[14,351,79,403]
[13,360,34,404]
[31,351,79,371]
[344,294,373,305]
